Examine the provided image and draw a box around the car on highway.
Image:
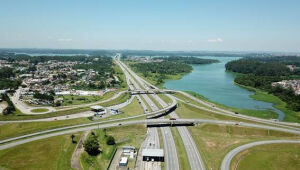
[169,118,176,120]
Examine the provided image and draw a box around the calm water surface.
[164,56,285,120]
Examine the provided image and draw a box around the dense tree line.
[226,57,300,111]
[84,132,100,155]
[1,93,16,115]
[131,61,192,76]
[249,56,300,67]
[155,56,219,64]
[225,59,292,76]
[0,67,21,90]
[33,91,54,101]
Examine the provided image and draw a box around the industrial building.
[122,146,136,158]
[142,149,164,162]
[90,105,106,116]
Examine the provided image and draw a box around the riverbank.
[235,83,300,123]
[184,91,279,120]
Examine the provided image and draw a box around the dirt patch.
[231,150,249,170]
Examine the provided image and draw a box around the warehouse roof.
[90,105,104,110]
[142,149,164,157]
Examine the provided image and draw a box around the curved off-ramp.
[220,140,300,170]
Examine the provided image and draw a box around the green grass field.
[30,108,49,113]
[232,143,300,170]
[158,94,172,105]
[56,91,115,106]
[0,118,90,140]
[189,124,300,170]
[148,94,163,109]
[100,92,130,107]
[0,133,81,170]
[80,125,146,170]
[176,101,269,125]
[113,62,129,90]
[118,97,144,117]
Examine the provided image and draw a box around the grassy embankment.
[189,124,300,170]
[112,62,129,91]
[0,133,81,170]
[80,125,146,170]
[157,128,165,170]
[0,96,144,141]
[30,108,49,113]
[231,143,300,170]
[158,94,172,104]
[237,84,300,123]
[0,92,130,121]
[184,91,280,120]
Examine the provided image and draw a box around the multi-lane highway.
[117,56,205,170]
[1,118,300,150]
[116,57,179,170]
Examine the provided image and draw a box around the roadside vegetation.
[0,133,81,170]
[158,94,172,104]
[55,94,107,106]
[231,143,300,170]
[80,125,146,170]
[31,108,49,113]
[189,124,300,170]
[118,97,144,117]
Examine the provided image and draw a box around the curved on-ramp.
[220,140,300,170]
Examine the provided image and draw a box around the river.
[164,56,285,120]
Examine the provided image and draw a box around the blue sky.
[0,0,300,52]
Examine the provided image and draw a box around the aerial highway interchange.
[0,54,299,170]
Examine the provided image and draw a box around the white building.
[119,157,128,167]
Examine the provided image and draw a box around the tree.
[106,135,115,145]
[83,133,100,155]
[71,134,76,143]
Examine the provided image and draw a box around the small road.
[0,95,136,124]
[10,88,126,115]
[71,131,89,170]
[220,140,300,170]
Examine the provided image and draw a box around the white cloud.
[57,38,72,42]
[207,38,223,43]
